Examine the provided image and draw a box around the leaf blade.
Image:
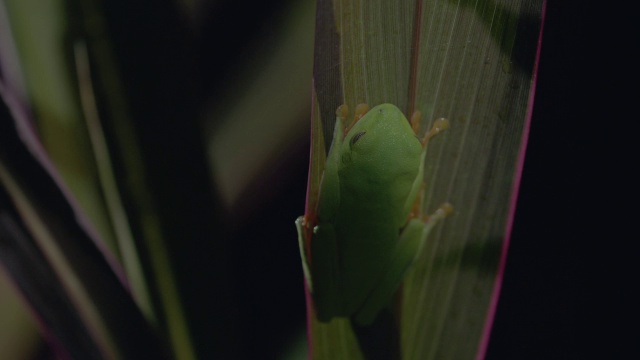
[307,1,545,359]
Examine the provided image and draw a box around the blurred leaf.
[0,86,168,358]
[92,0,232,356]
[0,272,41,360]
[206,0,315,212]
[1,0,159,322]
[1,0,317,358]
[3,0,119,256]
[1,0,197,356]
[305,0,545,359]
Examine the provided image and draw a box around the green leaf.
[0,87,169,359]
[0,0,195,356]
[305,0,545,359]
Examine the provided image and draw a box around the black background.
[485,2,636,359]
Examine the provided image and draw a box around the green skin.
[296,103,440,325]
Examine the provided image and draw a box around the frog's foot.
[354,103,370,121]
[336,103,349,127]
[336,104,352,136]
[343,103,370,133]
[421,202,454,225]
[420,117,450,146]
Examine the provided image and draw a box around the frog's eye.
[350,131,366,146]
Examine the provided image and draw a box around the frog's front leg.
[353,204,453,326]
[296,217,343,322]
[295,216,313,292]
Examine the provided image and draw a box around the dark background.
[486,2,636,359]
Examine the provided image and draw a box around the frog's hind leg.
[353,203,453,326]
[353,219,425,325]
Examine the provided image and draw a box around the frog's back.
[333,104,423,316]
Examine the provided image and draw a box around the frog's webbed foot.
[409,108,449,146]
[420,117,449,146]
[353,103,370,122]
[340,103,370,134]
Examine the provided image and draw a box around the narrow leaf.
[306,1,545,359]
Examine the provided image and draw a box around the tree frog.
[296,103,451,326]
